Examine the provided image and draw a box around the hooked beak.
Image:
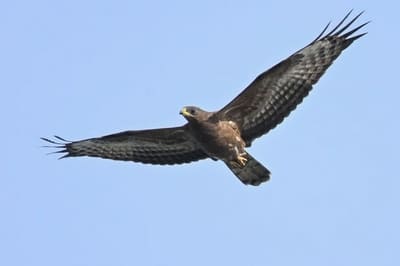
[179,107,191,117]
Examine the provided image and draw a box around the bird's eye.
[190,109,196,115]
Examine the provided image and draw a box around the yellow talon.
[237,155,248,167]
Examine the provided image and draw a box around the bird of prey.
[42,11,368,186]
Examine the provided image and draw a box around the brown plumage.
[42,11,368,186]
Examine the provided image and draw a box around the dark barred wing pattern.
[42,126,208,165]
[216,11,368,146]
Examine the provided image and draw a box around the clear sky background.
[1,1,399,265]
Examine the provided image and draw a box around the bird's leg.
[232,152,248,168]
[237,155,248,166]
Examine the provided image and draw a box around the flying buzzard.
[42,11,368,186]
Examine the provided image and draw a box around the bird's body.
[42,11,368,186]
[188,120,244,162]
[178,106,270,185]
[181,107,245,163]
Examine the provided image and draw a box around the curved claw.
[236,155,248,167]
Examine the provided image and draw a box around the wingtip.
[41,135,73,144]
[310,9,369,44]
[41,137,59,145]
[58,153,70,160]
[41,136,70,158]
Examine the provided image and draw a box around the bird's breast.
[188,120,245,161]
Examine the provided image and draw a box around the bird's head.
[180,106,208,122]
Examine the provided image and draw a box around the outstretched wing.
[42,126,208,165]
[215,11,368,146]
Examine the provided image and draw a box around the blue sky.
[1,1,399,265]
